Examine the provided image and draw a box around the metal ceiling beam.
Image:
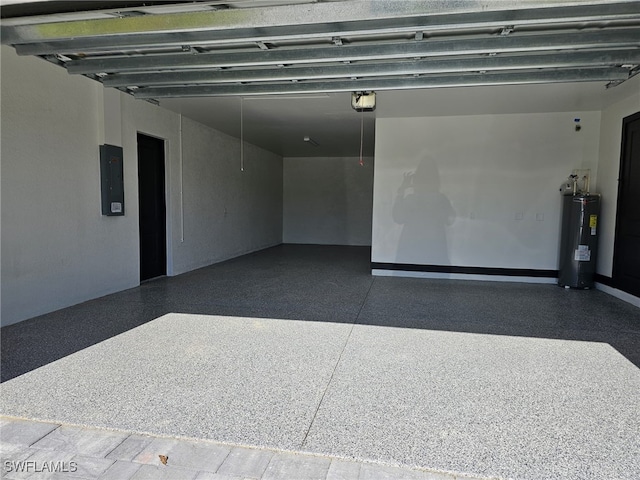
[65,28,640,75]
[102,50,640,88]
[132,67,631,98]
[5,2,640,56]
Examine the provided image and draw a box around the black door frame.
[612,110,640,297]
[137,132,167,282]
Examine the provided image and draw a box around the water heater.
[558,193,600,289]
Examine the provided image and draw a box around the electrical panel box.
[100,144,125,216]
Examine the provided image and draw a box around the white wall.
[1,46,139,326]
[283,156,373,246]
[372,112,601,271]
[596,85,640,278]
[1,46,283,326]
[177,117,282,273]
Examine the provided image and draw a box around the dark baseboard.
[371,262,558,278]
[594,273,615,287]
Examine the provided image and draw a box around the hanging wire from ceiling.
[179,113,184,242]
[359,108,365,167]
[240,96,244,172]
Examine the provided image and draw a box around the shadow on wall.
[392,154,455,264]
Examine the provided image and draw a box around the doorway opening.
[137,133,166,282]
[612,111,640,297]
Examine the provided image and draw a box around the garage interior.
[1,1,640,479]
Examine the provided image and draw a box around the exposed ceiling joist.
[133,68,631,98]
[1,0,640,98]
[5,1,640,56]
[65,29,640,75]
[102,50,640,88]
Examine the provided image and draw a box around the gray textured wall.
[283,156,374,246]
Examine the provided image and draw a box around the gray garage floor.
[2,245,639,480]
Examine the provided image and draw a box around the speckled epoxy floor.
[2,245,640,480]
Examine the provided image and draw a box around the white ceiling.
[158,75,640,157]
[159,92,376,157]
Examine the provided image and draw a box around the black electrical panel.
[100,144,124,216]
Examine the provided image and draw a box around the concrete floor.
[2,245,639,480]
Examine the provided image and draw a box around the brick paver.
[0,417,484,480]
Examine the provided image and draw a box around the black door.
[613,111,640,297]
[137,133,166,281]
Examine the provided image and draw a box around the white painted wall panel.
[1,46,283,326]
[283,156,374,246]
[372,112,601,270]
[1,46,139,326]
